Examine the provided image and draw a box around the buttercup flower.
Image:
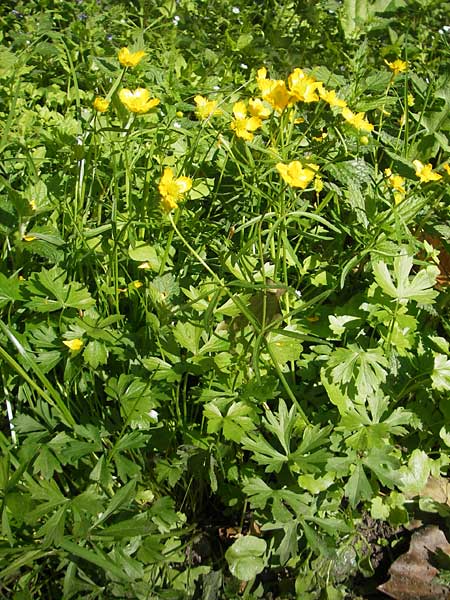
[413,160,442,183]
[248,98,271,119]
[93,96,110,113]
[385,169,406,204]
[194,95,221,119]
[230,101,262,141]
[63,338,84,351]
[318,85,347,108]
[118,47,146,68]
[159,167,193,212]
[288,68,320,103]
[276,160,319,189]
[342,107,374,132]
[119,88,160,114]
[443,163,450,176]
[384,59,408,76]
[256,67,290,112]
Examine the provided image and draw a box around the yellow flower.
[407,93,414,107]
[194,95,221,119]
[63,338,83,351]
[132,280,143,289]
[248,98,271,119]
[159,167,193,212]
[312,131,328,142]
[443,163,450,176]
[118,47,146,68]
[342,107,374,132]
[256,67,290,112]
[318,86,347,108]
[413,159,442,182]
[276,161,319,189]
[385,169,406,204]
[29,199,37,210]
[384,59,408,76]
[230,101,262,141]
[288,68,320,104]
[119,88,160,114]
[93,96,110,113]
[23,235,36,242]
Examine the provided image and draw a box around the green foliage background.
[0,0,450,598]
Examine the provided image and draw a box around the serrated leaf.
[0,274,22,308]
[24,266,95,313]
[373,254,439,305]
[345,463,372,507]
[83,340,108,369]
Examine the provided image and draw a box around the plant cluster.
[0,0,450,598]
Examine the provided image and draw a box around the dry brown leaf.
[378,525,450,600]
[420,476,450,506]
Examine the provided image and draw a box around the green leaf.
[373,254,439,305]
[432,354,450,391]
[37,504,67,548]
[0,274,22,308]
[93,480,136,527]
[398,449,431,496]
[225,536,267,581]
[266,329,303,365]
[59,539,129,581]
[128,243,161,270]
[345,463,372,507]
[174,321,202,354]
[24,266,95,313]
[83,340,108,369]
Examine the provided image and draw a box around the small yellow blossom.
[407,94,414,107]
[119,88,160,114]
[230,101,262,141]
[159,167,193,212]
[118,47,146,68]
[384,59,408,76]
[318,86,347,108]
[443,164,450,176]
[63,338,84,351]
[413,159,442,183]
[248,98,271,119]
[194,95,221,119]
[23,235,36,242]
[342,107,374,132]
[29,199,37,210]
[276,160,319,189]
[288,68,320,104]
[256,67,290,112]
[312,132,328,142]
[93,97,110,113]
[385,169,406,204]
[132,281,143,289]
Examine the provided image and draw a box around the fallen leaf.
[378,525,450,599]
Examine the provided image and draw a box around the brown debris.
[378,525,450,599]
